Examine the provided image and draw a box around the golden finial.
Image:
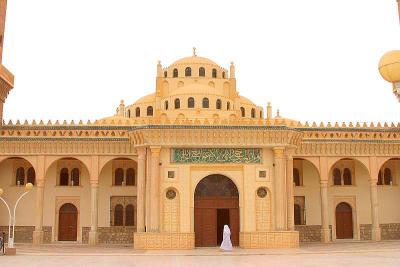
[193,47,197,57]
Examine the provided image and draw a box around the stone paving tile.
[0,241,399,267]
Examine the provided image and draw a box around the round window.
[166,189,177,200]
[257,187,268,198]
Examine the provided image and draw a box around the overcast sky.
[3,1,400,124]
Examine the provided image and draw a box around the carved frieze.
[171,148,262,164]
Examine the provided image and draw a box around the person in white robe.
[220,225,233,251]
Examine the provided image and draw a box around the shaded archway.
[58,203,78,241]
[194,174,239,247]
[335,202,353,239]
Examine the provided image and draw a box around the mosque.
[1,1,400,250]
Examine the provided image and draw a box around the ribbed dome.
[170,55,220,67]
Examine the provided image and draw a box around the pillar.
[149,146,161,232]
[320,181,330,242]
[286,152,294,231]
[33,155,45,245]
[88,156,99,245]
[273,147,287,231]
[137,148,146,232]
[369,156,381,241]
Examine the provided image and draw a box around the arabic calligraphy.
[172,148,262,164]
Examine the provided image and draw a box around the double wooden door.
[335,202,353,239]
[58,203,78,241]
[194,197,239,247]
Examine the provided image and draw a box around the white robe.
[220,225,233,251]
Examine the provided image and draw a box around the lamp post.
[0,183,33,251]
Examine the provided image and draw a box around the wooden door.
[58,203,78,241]
[335,202,353,239]
[195,208,217,247]
[229,208,240,246]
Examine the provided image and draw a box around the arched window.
[384,168,392,185]
[165,101,169,110]
[212,69,217,78]
[114,204,124,226]
[147,106,153,116]
[127,110,131,118]
[377,170,383,185]
[185,67,192,77]
[115,168,124,186]
[199,67,205,77]
[174,98,180,109]
[293,168,301,186]
[188,97,195,108]
[126,168,135,186]
[294,204,302,225]
[27,167,35,185]
[125,204,134,226]
[227,102,230,110]
[251,108,256,118]
[222,71,226,79]
[71,168,80,186]
[343,168,352,185]
[333,168,341,185]
[16,167,25,186]
[240,107,245,117]
[135,107,140,117]
[216,99,222,110]
[164,71,167,78]
[202,98,209,108]
[173,68,178,78]
[260,111,263,118]
[60,168,69,186]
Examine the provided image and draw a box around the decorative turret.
[267,102,272,120]
[230,62,235,79]
[118,100,125,117]
[157,60,162,77]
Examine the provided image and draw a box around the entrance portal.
[194,175,239,247]
[335,202,353,239]
[58,203,78,241]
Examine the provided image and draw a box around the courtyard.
[1,241,400,267]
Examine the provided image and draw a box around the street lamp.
[0,183,33,251]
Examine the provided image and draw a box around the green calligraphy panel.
[172,148,262,164]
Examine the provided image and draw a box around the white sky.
[3,1,400,124]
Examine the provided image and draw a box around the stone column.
[149,146,161,232]
[33,155,45,245]
[88,156,99,245]
[369,179,381,241]
[286,152,295,231]
[137,148,146,232]
[273,147,287,231]
[320,181,330,242]
[369,156,381,241]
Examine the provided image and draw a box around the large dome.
[379,50,400,83]
[170,55,220,67]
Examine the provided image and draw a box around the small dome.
[379,50,400,82]
[239,95,256,106]
[133,93,155,105]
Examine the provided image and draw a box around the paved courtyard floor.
[0,241,400,267]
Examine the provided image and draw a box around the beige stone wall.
[158,148,275,234]
[0,159,37,226]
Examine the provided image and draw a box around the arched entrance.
[194,174,239,247]
[58,203,78,241]
[335,202,353,239]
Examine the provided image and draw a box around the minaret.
[0,0,14,125]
